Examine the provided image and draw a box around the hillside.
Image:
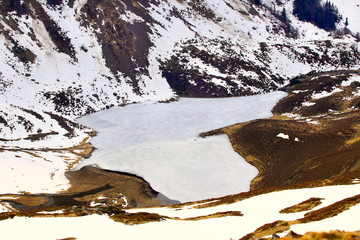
[1,0,360,142]
[201,70,360,190]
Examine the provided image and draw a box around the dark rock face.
[0,0,75,59]
[30,0,76,58]
[46,0,63,8]
[78,0,156,85]
[159,39,285,97]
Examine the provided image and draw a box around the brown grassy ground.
[201,70,360,190]
[0,165,176,214]
[65,166,177,208]
[266,230,360,240]
[280,198,323,214]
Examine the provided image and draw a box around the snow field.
[0,183,359,240]
[0,150,81,194]
[326,0,360,34]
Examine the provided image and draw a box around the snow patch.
[38,210,65,215]
[341,74,360,87]
[277,133,290,140]
[302,101,316,107]
[312,88,343,99]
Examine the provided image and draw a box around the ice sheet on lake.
[76,91,286,202]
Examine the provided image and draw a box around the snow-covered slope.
[0,0,359,144]
[326,0,360,34]
[0,180,359,240]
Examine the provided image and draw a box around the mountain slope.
[0,0,359,151]
[1,0,359,118]
[201,69,360,190]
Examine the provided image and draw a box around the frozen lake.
[76,91,286,202]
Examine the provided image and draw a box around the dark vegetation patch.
[159,55,238,97]
[0,115,8,126]
[44,111,84,138]
[159,39,284,97]
[21,108,44,121]
[44,88,94,116]
[251,0,262,5]
[169,6,196,28]
[178,211,243,221]
[11,42,36,64]
[17,115,34,132]
[110,211,166,225]
[187,0,221,22]
[46,0,63,8]
[293,0,341,31]
[24,131,59,141]
[67,0,75,8]
[280,197,323,214]
[0,0,26,16]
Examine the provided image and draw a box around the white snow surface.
[326,0,360,34]
[0,150,80,194]
[0,183,359,240]
[277,133,290,140]
[312,88,343,99]
[76,91,286,202]
[341,74,360,87]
